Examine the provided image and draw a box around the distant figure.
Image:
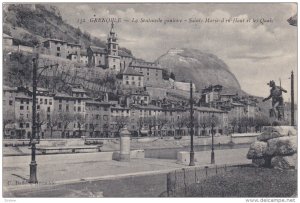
[262,80,287,120]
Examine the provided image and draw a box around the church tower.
[106,22,121,72]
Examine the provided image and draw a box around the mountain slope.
[156,48,241,92]
[3,4,132,55]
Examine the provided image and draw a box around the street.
[3,147,251,197]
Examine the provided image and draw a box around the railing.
[165,163,251,197]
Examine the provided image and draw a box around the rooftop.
[89,46,107,54]
[130,60,163,70]
[71,88,86,93]
[43,38,67,44]
[194,106,227,113]
[123,67,144,76]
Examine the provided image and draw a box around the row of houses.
[3,84,228,139]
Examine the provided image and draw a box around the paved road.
[3,148,251,197]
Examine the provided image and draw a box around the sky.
[53,3,297,101]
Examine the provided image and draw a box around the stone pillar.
[120,127,131,161]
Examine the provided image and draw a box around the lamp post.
[291,71,294,126]
[29,53,38,183]
[211,114,215,164]
[189,81,195,166]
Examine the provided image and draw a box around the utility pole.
[189,81,195,166]
[29,53,38,184]
[291,71,294,126]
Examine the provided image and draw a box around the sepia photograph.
[1,2,298,199]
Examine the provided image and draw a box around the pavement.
[3,147,251,197]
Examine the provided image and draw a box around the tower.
[106,22,121,72]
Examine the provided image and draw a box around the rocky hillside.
[156,48,241,92]
[3,4,132,54]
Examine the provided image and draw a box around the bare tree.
[156,117,169,137]
[74,113,87,138]
[199,115,211,136]
[58,111,73,138]
[3,110,15,138]
[175,115,189,136]
[229,117,238,134]
[47,111,60,138]
[114,116,129,137]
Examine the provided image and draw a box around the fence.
[165,164,250,197]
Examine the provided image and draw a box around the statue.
[262,80,287,120]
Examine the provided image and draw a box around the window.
[27,106,29,110]
[138,77,141,80]
[132,81,135,85]
[113,65,116,69]
[138,82,141,87]
[21,100,24,104]
[144,97,148,101]
[78,99,81,104]
[147,72,149,75]
[19,123,24,128]
[45,99,47,104]
[57,47,60,51]
[58,123,62,129]
[78,107,81,112]
[59,104,62,111]
[66,105,69,112]
[37,105,40,110]
[59,99,62,103]
[9,100,13,105]
[103,115,108,121]
[47,107,51,112]
[96,115,100,119]
[99,60,101,64]
[26,100,29,104]
[57,53,61,57]
[26,123,30,128]
[126,75,129,79]
[126,81,129,85]
[113,44,116,49]
[20,106,24,110]
[40,98,43,104]
[74,106,76,112]
[104,107,108,111]
[132,76,134,80]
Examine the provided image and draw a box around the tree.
[175,115,189,136]
[229,117,238,134]
[74,113,87,138]
[47,111,60,138]
[156,117,169,137]
[254,113,271,132]
[58,111,73,138]
[199,115,211,136]
[36,109,47,138]
[137,117,145,137]
[3,110,15,138]
[170,72,176,80]
[144,116,157,136]
[114,116,129,137]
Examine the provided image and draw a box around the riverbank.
[3,134,258,156]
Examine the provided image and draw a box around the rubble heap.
[247,126,297,170]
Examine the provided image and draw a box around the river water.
[144,143,250,159]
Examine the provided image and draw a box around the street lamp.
[211,114,215,164]
[29,53,38,183]
[189,81,195,166]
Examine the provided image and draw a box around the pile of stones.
[247,126,297,170]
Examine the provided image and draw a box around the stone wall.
[247,126,297,170]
